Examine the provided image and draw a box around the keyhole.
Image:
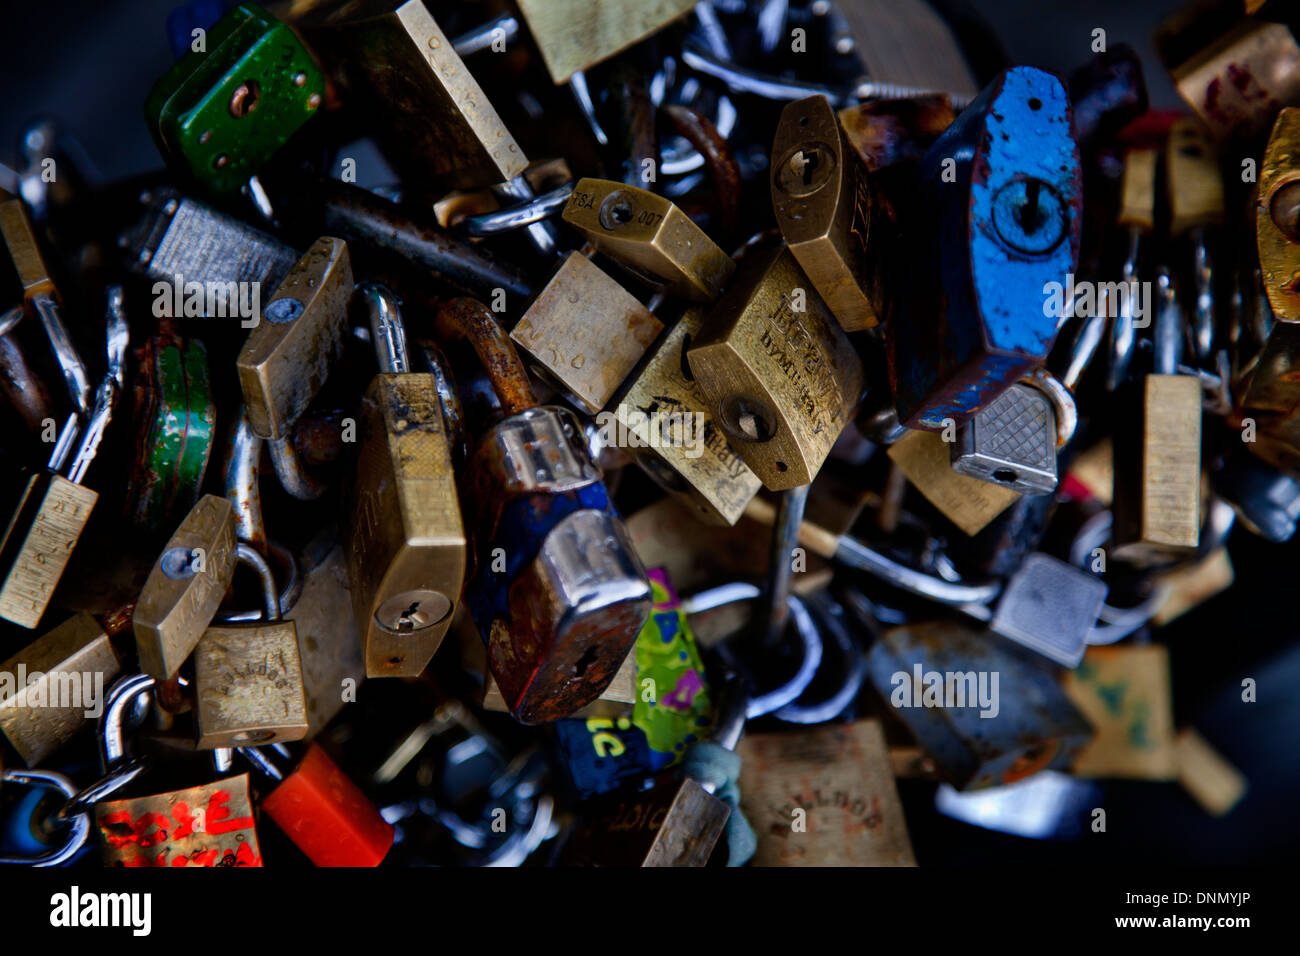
[793,148,820,187]
[397,601,421,632]
[1271,181,1300,242]
[229,80,259,118]
[1018,179,1042,232]
[574,645,599,677]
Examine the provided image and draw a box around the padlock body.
[347,374,465,678]
[95,774,262,866]
[613,307,761,524]
[194,620,310,748]
[688,246,864,489]
[951,383,1058,494]
[145,3,325,194]
[0,473,97,629]
[0,613,120,766]
[261,742,394,866]
[888,67,1081,431]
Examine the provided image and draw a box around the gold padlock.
[1112,270,1202,564]
[611,306,762,525]
[513,0,695,84]
[0,613,120,766]
[193,546,308,749]
[509,252,663,414]
[1065,645,1177,780]
[348,284,466,678]
[1166,118,1224,238]
[237,237,354,440]
[736,720,916,866]
[771,95,883,332]
[300,0,527,189]
[562,178,735,301]
[687,246,864,490]
[886,428,1021,537]
[133,495,239,680]
[1166,17,1300,142]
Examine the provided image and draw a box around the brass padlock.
[887,429,1020,536]
[509,251,663,414]
[132,494,239,680]
[1065,645,1177,780]
[300,0,527,190]
[0,613,120,766]
[513,0,695,84]
[771,95,884,332]
[237,236,354,440]
[1164,16,1300,142]
[562,178,735,301]
[193,544,309,749]
[611,306,763,525]
[1112,269,1202,564]
[736,721,915,866]
[348,284,466,678]
[687,246,864,490]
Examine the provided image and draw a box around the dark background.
[0,0,1294,866]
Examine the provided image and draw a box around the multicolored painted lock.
[144,3,326,194]
[553,568,713,797]
[887,66,1082,432]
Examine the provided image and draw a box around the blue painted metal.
[888,66,1082,432]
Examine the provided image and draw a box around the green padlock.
[127,336,217,531]
[144,4,326,195]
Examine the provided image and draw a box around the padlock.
[687,246,864,490]
[1174,728,1247,817]
[0,302,127,629]
[237,236,354,439]
[1239,109,1300,443]
[289,541,364,737]
[124,189,298,295]
[736,720,915,866]
[561,178,735,301]
[144,3,327,195]
[238,742,394,866]
[950,380,1062,495]
[563,676,747,867]
[125,333,217,531]
[299,0,526,190]
[193,543,309,749]
[771,94,884,333]
[552,567,713,798]
[132,494,239,680]
[887,66,1081,431]
[1112,268,1202,564]
[1161,14,1300,142]
[864,619,1095,791]
[513,0,695,84]
[609,306,762,525]
[509,251,663,415]
[887,427,1021,536]
[989,552,1108,668]
[440,296,651,723]
[1064,645,1177,780]
[0,613,120,766]
[1166,117,1224,361]
[90,673,263,866]
[347,283,466,678]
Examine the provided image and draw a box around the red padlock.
[243,742,394,867]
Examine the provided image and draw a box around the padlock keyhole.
[397,601,422,631]
[229,81,260,118]
[573,645,599,677]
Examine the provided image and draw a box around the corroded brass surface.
[238,237,354,439]
[195,621,309,749]
[687,247,863,490]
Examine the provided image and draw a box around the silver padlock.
[950,383,1058,494]
[990,553,1108,668]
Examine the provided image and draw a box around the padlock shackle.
[100,672,156,771]
[359,282,410,374]
[434,297,536,416]
[224,410,267,555]
[1154,267,1183,376]
[659,103,741,234]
